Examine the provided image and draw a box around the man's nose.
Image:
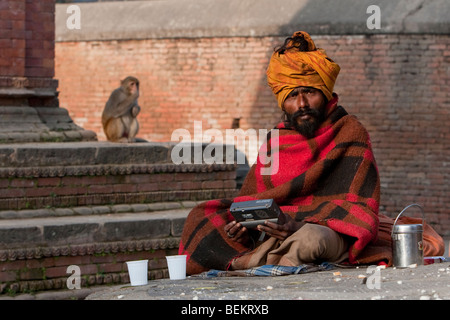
[296,93,308,109]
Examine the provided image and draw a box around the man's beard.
[285,106,326,139]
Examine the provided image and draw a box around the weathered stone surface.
[0,209,190,250]
[96,143,171,164]
[0,226,42,245]
[43,223,100,244]
[0,142,175,167]
[85,263,450,301]
[103,219,172,241]
[55,0,450,42]
[0,106,97,143]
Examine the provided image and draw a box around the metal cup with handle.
[391,204,425,268]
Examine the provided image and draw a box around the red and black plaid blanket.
[179,97,383,275]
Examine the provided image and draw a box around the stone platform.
[0,106,97,143]
[85,262,450,301]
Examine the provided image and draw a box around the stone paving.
[85,262,450,301]
[0,243,448,303]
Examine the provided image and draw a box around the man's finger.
[224,220,236,232]
[265,220,281,230]
[235,226,247,240]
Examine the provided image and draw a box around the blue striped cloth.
[198,262,334,277]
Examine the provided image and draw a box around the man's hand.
[224,221,249,244]
[257,212,304,241]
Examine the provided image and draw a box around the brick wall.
[55,34,449,236]
[54,37,274,144]
[0,0,55,78]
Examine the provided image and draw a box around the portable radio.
[230,199,281,228]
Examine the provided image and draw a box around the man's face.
[283,87,327,138]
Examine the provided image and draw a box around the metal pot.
[391,204,424,268]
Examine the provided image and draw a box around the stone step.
[0,141,173,167]
[0,107,97,143]
[0,206,191,253]
[0,206,191,293]
[0,203,195,294]
[0,142,240,211]
[0,201,197,220]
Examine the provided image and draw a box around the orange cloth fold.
[267,31,340,108]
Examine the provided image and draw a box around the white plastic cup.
[166,255,187,280]
[126,260,148,286]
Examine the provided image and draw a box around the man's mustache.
[291,108,320,119]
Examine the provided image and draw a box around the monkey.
[102,76,141,143]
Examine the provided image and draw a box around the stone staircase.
[0,142,239,294]
[0,203,191,294]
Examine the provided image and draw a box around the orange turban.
[267,31,340,108]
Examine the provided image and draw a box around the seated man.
[179,31,444,275]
